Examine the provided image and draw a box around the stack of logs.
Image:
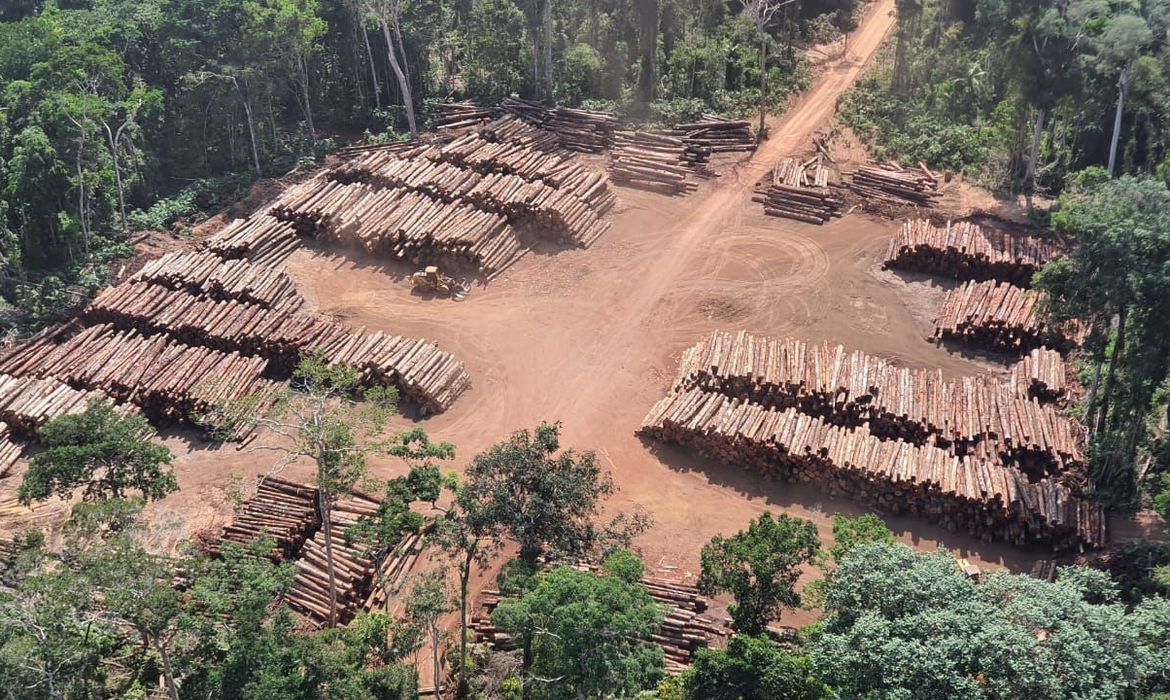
[673,331,1085,476]
[884,219,1058,286]
[433,101,495,133]
[83,279,471,414]
[1011,347,1068,404]
[204,475,319,559]
[666,115,756,159]
[471,573,728,672]
[609,131,695,195]
[202,214,302,266]
[0,423,23,478]
[500,98,621,153]
[131,250,304,310]
[752,155,844,224]
[846,163,940,207]
[640,330,1103,550]
[933,280,1086,353]
[640,385,1104,549]
[0,372,124,436]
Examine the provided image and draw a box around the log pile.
[131,250,304,310]
[751,155,844,224]
[846,163,940,207]
[286,490,384,627]
[673,331,1086,474]
[206,475,320,559]
[363,530,426,615]
[0,423,24,479]
[610,131,695,195]
[83,280,471,414]
[933,280,1086,353]
[471,574,728,672]
[499,98,621,152]
[1011,347,1068,404]
[0,372,123,436]
[884,219,1059,286]
[0,322,274,437]
[666,115,756,158]
[433,101,495,133]
[202,215,302,266]
[639,385,1105,549]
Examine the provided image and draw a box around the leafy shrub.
[128,172,254,231]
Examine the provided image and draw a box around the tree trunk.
[457,553,471,697]
[636,0,658,104]
[377,17,418,137]
[431,626,443,700]
[234,80,262,175]
[298,54,317,140]
[152,637,180,700]
[1097,306,1127,435]
[362,22,383,110]
[1024,107,1044,194]
[75,134,90,255]
[104,124,129,234]
[1107,66,1129,178]
[319,489,341,627]
[1084,344,1106,435]
[758,29,767,136]
[542,0,553,99]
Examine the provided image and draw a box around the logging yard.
[0,0,1137,635]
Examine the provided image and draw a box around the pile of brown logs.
[1011,347,1068,404]
[610,131,695,195]
[471,573,728,672]
[335,139,422,160]
[480,113,561,152]
[131,250,304,310]
[0,322,275,437]
[0,423,24,478]
[83,280,471,414]
[666,115,756,159]
[674,331,1086,475]
[433,101,495,132]
[202,215,302,266]
[752,155,844,224]
[286,491,383,627]
[933,280,1086,353]
[363,530,426,615]
[499,98,621,152]
[639,385,1105,550]
[884,219,1059,286]
[0,372,123,436]
[206,475,320,559]
[846,163,940,207]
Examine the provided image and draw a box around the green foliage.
[829,513,893,564]
[814,542,1170,699]
[682,634,830,700]
[20,398,177,505]
[491,551,665,699]
[699,512,820,634]
[127,172,255,231]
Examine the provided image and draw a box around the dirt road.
[155,0,1052,609]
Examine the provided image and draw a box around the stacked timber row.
[335,139,422,160]
[202,214,302,266]
[846,163,940,207]
[639,386,1105,549]
[675,331,1085,475]
[286,491,384,627]
[205,475,320,559]
[1011,347,1068,404]
[610,131,695,195]
[363,529,425,615]
[752,155,844,224]
[884,219,1058,286]
[666,115,756,159]
[499,97,621,152]
[271,177,524,277]
[0,322,275,438]
[933,280,1087,353]
[83,280,471,413]
[471,574,728,672]
[0,424,23,478]
[433,101,495,132]
[0,372,124,436]
[131,250,304,310]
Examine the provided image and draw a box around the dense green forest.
[0,0,854,330]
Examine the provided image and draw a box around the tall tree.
[405,568,453,700]
[360,0,419,137]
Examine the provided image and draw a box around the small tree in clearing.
[249,355,399,628]
[699,512,820,634]
[405,568,454,700]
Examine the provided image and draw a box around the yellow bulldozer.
[410,266,469,300]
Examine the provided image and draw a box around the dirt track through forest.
[154,0,1076,619]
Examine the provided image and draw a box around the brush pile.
[1011,347,1068,404]
[84,280,470,413]
[131,250,303,310]
[752,155,844,224]
[846,163,940,207]
[205,475,320,559]
[666,115,756,158]
[884,219,1058,286]
[639,385,1104,549]
[933,280,1086,353]
[202,215,302,266]
[610,131,694,195]
[674,331,1085,475]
